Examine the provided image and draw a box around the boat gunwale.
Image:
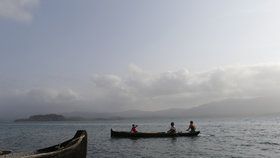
[111,129,200,138]
[24,135,86,158]
[1,130,87,158]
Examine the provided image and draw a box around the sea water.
[0,116,280,158]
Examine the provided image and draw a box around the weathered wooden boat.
[111,129,200,138]
[0,130,87,158]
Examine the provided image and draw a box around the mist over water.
[1,115,280,158]
[2,1,280,157]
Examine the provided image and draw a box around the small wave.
[199,134,215,137]
[261,148,269,151]
[240,144,253,147]
[259,142,280,146]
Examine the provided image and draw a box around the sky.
[1,0,280,118]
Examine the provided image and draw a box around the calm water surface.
[0,116,280,158]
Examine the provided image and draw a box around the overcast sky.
[1,0,280,118]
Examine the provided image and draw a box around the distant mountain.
[65,97,280,119]
[63,111,112,119]
[14,97,280,122]
[185,97,280,117]
[15,114,67,122]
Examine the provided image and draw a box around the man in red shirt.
[131,124,138,133]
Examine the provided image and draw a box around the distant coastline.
[12,97,280,122]
[14,114,123,122]
[15,114,67,122]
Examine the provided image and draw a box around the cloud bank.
[0,0,39,22]
[1,63,280,118]
[90,63,280,111]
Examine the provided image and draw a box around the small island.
[15,114,69,122]
[14,114,122,122]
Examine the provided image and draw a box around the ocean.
[0,115,280,158]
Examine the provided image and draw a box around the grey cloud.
[2,63,280,118]
[90,63,280,110]
[0,88,81,119]
[0,0,39,21]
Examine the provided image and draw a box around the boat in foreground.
[0,130,87,158]
[111,129,200,138]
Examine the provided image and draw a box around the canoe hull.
[1,130,87,158]
[111,129,200,138]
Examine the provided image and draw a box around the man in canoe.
[186,121,196,133]
[167,122,176,134]
[131,124,138,133]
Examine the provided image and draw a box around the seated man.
[130,124,138,133]
[167,122,176,134]
[186,121,196,133]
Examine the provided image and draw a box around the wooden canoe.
[0,130,87,158]
[111,129,200,138]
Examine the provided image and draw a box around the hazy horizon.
[2,0,280,118]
